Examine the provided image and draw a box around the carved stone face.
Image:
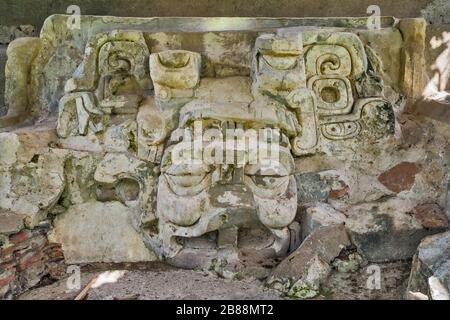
[155,119,298,259]
[50,26,396,267]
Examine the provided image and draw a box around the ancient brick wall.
[0,226,64,299]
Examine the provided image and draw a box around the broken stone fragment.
[298,202,347,240]
[271,224,350,278]
[0,132,65,228]
[406,291,429,300]
[377,161,420,194]
[287,255,330,299]
[428,276,450,300]
[406,231,450,300]
[268,224,350,298]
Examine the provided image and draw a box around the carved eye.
[163,164,211,196]
[116,178,140,202]
[244,161,290,198]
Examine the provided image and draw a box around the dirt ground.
[320,260,411,300]
[17,260,411,300]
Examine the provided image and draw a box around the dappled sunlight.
[91,270,127,289]
[423,31,450,98]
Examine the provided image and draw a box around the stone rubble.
[407,231,450,300]
[268,224,351,298]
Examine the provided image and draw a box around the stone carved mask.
[53,27,395,269]
[153,119,298,261]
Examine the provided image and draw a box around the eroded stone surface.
[345,198,446,262]
[49,201,156,264]
[298,202,347,240]
[413,203,449,229]
[0,131,65,228]
[0,15,449,300]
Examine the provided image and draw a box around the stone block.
[268,224,350,298]
[271,224,350,280]
[346,199,446,262]
[299,202,347,240]
[49,201,157,264]
[0,212,24,234]
[413,203,449,229]
[407,231,450,300]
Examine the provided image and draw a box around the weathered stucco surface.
[0,14,449,300]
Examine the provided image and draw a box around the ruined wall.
[1,0,449,117]
[0,0,449,301]
[0,227,64,299]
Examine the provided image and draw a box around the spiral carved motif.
[98,41,148,79]
[305,44,352,77]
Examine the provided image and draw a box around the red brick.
[1,234,47,260]
[0,259,17,272]
[0,245,16,260]
[43,243,64,261]
[47,250,64,262]
[329,185,349,199]
[17,252,43,271]
[0,271,16,287]
[378,162,420,193]
[413,204,449,229]
[14,235,47,258]
[9,230,31,244]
